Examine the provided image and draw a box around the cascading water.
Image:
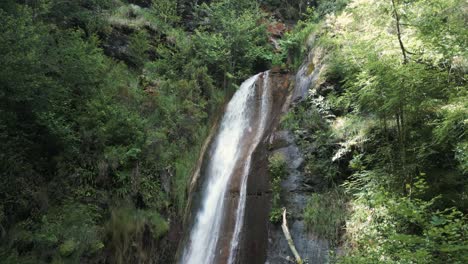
[180,72,272,264]
[227,72,271,264]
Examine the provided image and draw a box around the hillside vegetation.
[0,0,286,262]
[0,0,466,263]
[281,0,467,262]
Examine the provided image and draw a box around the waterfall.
[181,72,271,264]
[227,71,271,264]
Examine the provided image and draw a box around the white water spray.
[227,72,271,264]
[181,73,267,264]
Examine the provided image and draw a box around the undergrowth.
[304,190,348,245]
[269,152,288,224]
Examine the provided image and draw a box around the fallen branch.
[281,208,303,264]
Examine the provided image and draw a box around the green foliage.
[269,152,287,223]
[341,175,468,263]
[319,0,467,180]
[1,202,103,263]
[128,30,150,68]
[0,0,277,262]
[269,152,288,179]
[260,0,349,20]
[105,205,168,264]
[278,21,317,70]
[45,0,114,34]
[433,97,468,174]
[151,0,180,25]
[304,190,347,244]
[173,125,210,214]
[282,0,467,261]
[3,0,464,262]
[192,0,274,89]
[283,102,340,184]
[260,0,310,19]
[315,0,349,17]
[410,0,468,63]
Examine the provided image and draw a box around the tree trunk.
[391,0,408,64]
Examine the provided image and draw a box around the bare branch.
[391,0,408,64]
[281,208,303,264]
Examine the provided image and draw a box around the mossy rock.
[307,62,315,75]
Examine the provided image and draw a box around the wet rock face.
[234,71,292,264]
[266,40,334,264]
[266,130,330,264]
[267,220,330,264]
[234,62,335,264]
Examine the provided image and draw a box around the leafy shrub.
[283,101,341,185]
[278,21,317,70]
[340,176,468,264]
[1,202,103,263]
[128,30,150,68]
[269,153,287,223]
[105,205,169,264]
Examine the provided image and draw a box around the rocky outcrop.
[266,36,336,264]
[266,130,330,264]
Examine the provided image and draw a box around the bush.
[269,153,287,223]
[105,205,168,264]
[340,176,468,263]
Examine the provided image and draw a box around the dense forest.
[0,0,466,263]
